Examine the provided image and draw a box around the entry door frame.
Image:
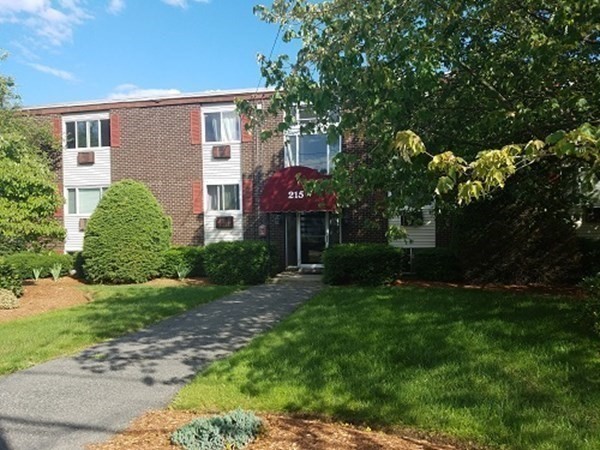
[296,211,330,269]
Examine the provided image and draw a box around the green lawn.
[0,284,237,375]
[173,286,600,450]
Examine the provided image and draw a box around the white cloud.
[161,0,209,8]
[107,0,125,14]
[108,84,181,100]
[0,0,90,46]
[27,62,77,81]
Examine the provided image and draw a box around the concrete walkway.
[0,274,322,450]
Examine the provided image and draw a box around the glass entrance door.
[299,212,327,265]
[285,212,341,268]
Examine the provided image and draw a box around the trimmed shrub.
[581,275,600,337]
[0,261,23,297]
[171,409,262,450]
[0,288,19,310]
[83,180,172,284]
[160,246,205,278]
[3,252,73,279]
[204,241,272,285]
[72,251,85,279]
[323,243,403,285]
[412,248,462,282]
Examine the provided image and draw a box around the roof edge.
[24,87,276,114]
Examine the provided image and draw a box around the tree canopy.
[0,53,64,252]
[243,0,599,215]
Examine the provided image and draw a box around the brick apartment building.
[27,88,437,270]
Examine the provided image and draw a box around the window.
[207,184,240,211]
[67,187,108,215]
[204,111,240,143]
[285,134,341,174]
[65,119,110,149]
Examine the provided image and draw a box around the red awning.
[260,166,336,213]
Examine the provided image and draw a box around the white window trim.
[202,104,241,145]
[205,183,241,212]
[65,186,109,216]
[62,112,110,151]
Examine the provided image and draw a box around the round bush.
[0,260,23,297]
[83,180,172,284]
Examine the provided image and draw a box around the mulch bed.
[0,277,91,323]
[87,410,460,450]
[0,277,212,324]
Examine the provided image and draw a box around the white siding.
[202,104,244,243]
[62,113,111,252]
[390,206,436,248]
[63,148,111,187]
[64,216,85,252]
[204,211,244,244]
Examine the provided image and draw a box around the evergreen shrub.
[160,246,205,278]
[412,248,462,282]
[204,241,272,285]
[171,409,262,450]
[0,288,19,309]
[322,243,403,285]
[83,180,172,284]
[0,261,23,297]
[3,252,73,279]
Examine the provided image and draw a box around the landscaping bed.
[88,410,457,450]
[0,278,91,323]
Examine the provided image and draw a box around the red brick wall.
[110,104,204,245]
[240,100,287,268]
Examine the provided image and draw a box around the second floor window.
[285,134,341,174]
[207,184,240,211]
[204,111,240,143]
[65,119,110,149]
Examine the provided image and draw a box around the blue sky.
[0,0,287,107]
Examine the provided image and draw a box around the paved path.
[0,274,322,450]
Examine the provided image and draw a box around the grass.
[0,284,237,375]
[173,286,600,450]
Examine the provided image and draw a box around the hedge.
[204,241,272,285]
[2,252,73,280]
[160,246,205,278]
[83,180,172,284]
[411,247,462,282]
[323,243,403,285]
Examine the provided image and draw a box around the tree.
[242,0,599,215]
[0,53,64,252]
[83,180,172,284]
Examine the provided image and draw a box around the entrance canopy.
[260,166,336,213]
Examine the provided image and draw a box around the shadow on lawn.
[196,286,600,448]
